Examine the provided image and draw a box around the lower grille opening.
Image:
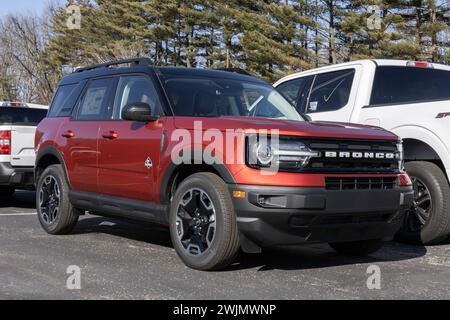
[320,213,393,225]
[290,213,395,227]
[325,177,397,191]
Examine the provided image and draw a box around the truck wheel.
[169,172,240,271]
[397,161,450,245]
[36,165,80,235]
[329,239,384,256]
[0,186,15,199]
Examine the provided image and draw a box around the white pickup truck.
[0,103,48,199]
[274,59,450,245]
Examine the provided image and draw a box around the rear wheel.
[396,161,450,245]
[36,165,80,235]
[330,239,384,256]
[169,173,240,271]
[0,186,15,199]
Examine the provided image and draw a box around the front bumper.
[0,162,35,188]
[230,184,414,248]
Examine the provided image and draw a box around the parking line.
[0,213,37,216]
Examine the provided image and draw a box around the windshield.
[163,75,305,121]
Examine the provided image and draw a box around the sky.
[0,0,65,17]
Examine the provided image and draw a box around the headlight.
[247,135,320,171]
[256,142,274,166]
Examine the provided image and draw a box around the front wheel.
[36,165,80,235]
[169,173,240,271]
[396,161,450,245]
[330,239,384,256]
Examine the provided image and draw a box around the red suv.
[35,58,414,270]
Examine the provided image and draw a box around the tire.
[330,239,384,256]
[36,164,80,235]
[396,161,450,245]
[0,186,15,199]
[169,172,240,271]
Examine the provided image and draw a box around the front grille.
[325,177,397,191]
[297,137,400,174]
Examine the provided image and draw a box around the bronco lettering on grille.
[324,151,398,159]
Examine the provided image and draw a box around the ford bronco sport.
[35,58,414,270]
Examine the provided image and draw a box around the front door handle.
[62,130,74,138]
[102,131,119,140]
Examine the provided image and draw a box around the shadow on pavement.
[72,215,429,272]
[73,216,173,249]
[0,191,36,209]
[228,242,428,272]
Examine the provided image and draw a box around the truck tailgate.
[11,126,36,167]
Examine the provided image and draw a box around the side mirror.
[121,102,159,122]
[303,114,312,122]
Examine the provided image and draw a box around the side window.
[77,78,116,121]
[276,78,306,106]
[370,66,450,106]
[113,75,161,120]
[48,84,79,117]
[306,69,355,113]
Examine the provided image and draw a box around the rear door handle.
[102,131,118,140]
[62,130,74,138]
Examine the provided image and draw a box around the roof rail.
[215,68,253,76]
[75,58,153,73]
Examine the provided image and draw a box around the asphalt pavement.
[1,191,449,300]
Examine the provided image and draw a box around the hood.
[173,117,398,141]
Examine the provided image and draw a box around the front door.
[98,74,165,202]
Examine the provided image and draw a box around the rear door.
[0,107,47,166]
[58,77,117,194]
[360,66,450,138]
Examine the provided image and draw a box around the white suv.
[275,59,450,245]
[0,103,47,198]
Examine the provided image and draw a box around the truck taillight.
[397,174,412,187]
[10,101,26,107]
[407,61,433,68]
[0,130,11,155]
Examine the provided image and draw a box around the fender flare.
[391,125,450,170]
[35,146,71,188]
[159,155,236,204]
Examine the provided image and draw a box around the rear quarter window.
[370,66,450,106]
[0,107,47,126]
[48,83,81,117]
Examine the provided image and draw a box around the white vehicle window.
[307,69,355,113]
[371,66,450,106]
[276,78,307,106]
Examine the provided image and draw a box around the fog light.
[232,190,246,199]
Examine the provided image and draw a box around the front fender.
[391,125,450,171]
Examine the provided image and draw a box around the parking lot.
[1,191,449,300]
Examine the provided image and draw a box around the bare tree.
[0,12,58,104]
